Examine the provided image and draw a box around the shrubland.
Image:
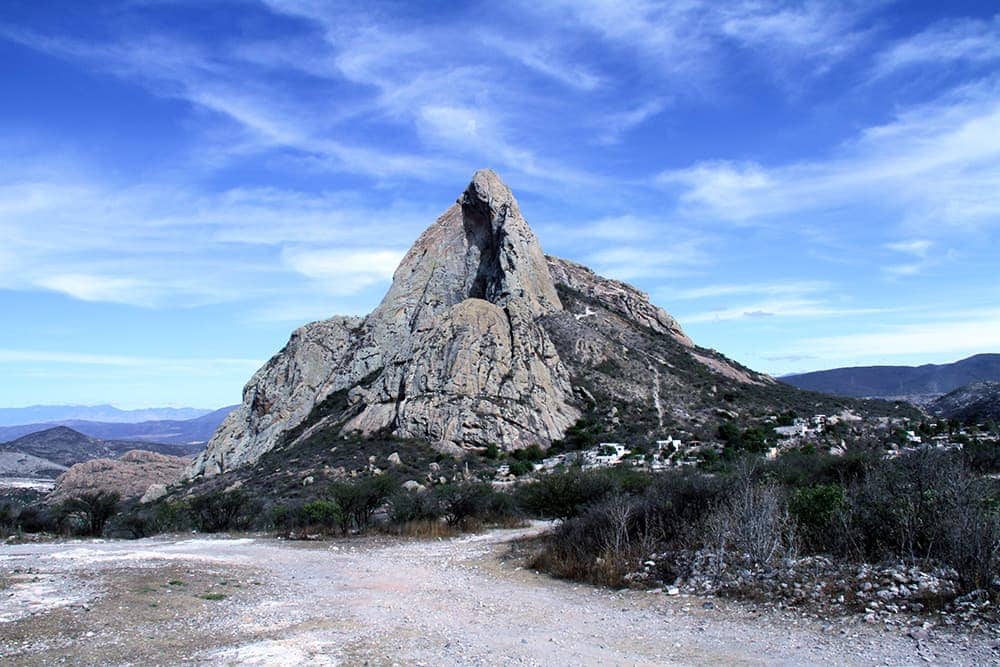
[4,431,999,621]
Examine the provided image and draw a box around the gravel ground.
[1,525,998,665]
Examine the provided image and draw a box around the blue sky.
[1,0,998,409]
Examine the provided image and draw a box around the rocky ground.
[2,525,998,665]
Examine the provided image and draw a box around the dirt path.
[2,526,997,665]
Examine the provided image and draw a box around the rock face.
[191,169,773,478]
[48,450,189,503]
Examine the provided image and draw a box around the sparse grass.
[199,592,227,601]
[167,579,185,587]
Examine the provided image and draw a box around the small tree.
[329,475,394,534]
[189,490,256,532]
[60,491,120,536]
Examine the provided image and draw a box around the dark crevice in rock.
[461,200,509,306]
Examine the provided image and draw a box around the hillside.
[1,426,204,468]
[781,354,1000,401]
[0,406,235,445]
[929,381,1000,424]
[0,450,67,479]
[190,169,910,482]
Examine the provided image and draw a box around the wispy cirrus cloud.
[595,98,669,145]
[881,238,946,279]
[584,240,710,281]
[524,0,875,88]
[0,158,425,312]
[658,79,1000,232]
[872,14,1000,78]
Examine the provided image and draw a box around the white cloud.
[873,15,1000,78]
[527,0,871,84]
[281,248,405,295]
[885,239,933,257]
[35,274,154,306]
[657,81,1000,231]
[0,157,432,309]
[477,31,604,91]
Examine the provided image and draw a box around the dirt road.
[1,526,996,665]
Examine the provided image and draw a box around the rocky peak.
[371,169,560,338]
[190,169,771,479]
[458,169,561,314]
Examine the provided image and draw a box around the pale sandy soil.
[1,525,998,666]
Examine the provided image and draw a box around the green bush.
[550,417,602,452]
[189,490,258,532]
[789,483,845,550]
[790,484,845,527]
[13,504,59,534]
[516,468,619,519]
[434,483,514,528]
[389,490,443,525]
[301,499,343,528]
[507,459,534,477]
[510,445,545,462]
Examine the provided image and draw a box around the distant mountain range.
[781,354,1000,402]
[0,404,215,427]
[0,406,236,445]
[0,426,207,478]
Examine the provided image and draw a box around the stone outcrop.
[48,450,189,503]
[190,169,771,478]
[546,257,692,346]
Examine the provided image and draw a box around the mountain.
[0,406,237,445]
[191,169,903,479]
[1,426,204,468]
[0,404,214,426]
[929,381,1000,424]
[781,354,1000,402]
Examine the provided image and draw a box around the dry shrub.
[705,469,796,570]
[529,493,648,587]
[387,519,460,539]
